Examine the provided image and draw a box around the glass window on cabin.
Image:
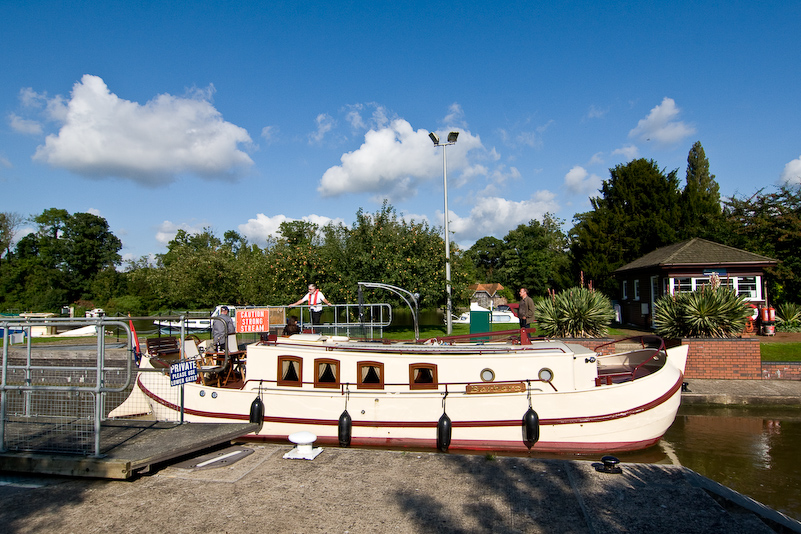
[357,362,384,389]
[675,278,692,293]
[633,280,640,300]
[314,359,339,388]
[694,277,710,290]
[737,276,758,299]
[278,356,302,386]
[622,281,628,300]
[409,364,438,390]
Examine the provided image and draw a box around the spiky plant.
[776,302,801,332]
[655,287,750,338]
[534,287,614,338]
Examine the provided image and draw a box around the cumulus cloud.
[239,213,344,247]
[155,220,209,245]
[629,97,695,145]
[564,166,602,195]
[612,144,639,161]
[29,75,253,185]
[9,113,43,135]
[780,156,801,185]
[309,113,336,143]
[447,192,560,243]
[317,119,485,201]
[261,125,279,144]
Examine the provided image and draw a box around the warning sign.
[236,308,270,333]
[170,360,198,386]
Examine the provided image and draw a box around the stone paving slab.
[1,444,798,534]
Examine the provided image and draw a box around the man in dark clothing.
[212,306,236,350]
[518,288,535,330]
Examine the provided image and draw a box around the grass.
[759,343,801,361]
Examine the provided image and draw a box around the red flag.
[129,313,141,364]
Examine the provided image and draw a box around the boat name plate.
[466,381,526,394]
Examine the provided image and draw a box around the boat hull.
[133,341,688,454]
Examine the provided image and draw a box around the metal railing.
[1,318,138,457]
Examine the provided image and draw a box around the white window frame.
[633,280,640,301]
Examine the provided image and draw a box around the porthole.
[538,368,554,382]
[199,390,206,397]
[480,368,495,382]
[211,391,218,398]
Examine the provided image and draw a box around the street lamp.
[430,130,459,334]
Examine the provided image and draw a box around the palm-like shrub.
[776,302,801,332]
[655,287,750,338]
[534,287,615,338]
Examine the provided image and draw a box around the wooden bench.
[146,337,181,366]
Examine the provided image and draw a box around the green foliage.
[570,158,682,295]
[679,141,724,241]
[104,295,147,316]
[534,287,614,338]
[654,287,750,338]
[776,302,801,332]
[720,185,801,304]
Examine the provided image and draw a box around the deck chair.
[188,339,222,387]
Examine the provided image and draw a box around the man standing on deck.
[518,288,535,331]
[212,306,235,350]
[289,284,332,332]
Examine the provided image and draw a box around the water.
[545,405,801,521]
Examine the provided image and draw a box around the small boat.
[85,308,105,317]
[153,305,237,334]
[451,302,518,324]
[114,329,689,454]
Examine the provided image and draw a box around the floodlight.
[447,131,459,143]
[429,132,440,144]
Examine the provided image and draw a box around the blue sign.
[170,360,198,386]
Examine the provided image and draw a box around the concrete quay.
[1,442,799,534]
[682,378,801,406]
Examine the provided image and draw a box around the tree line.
[2,141,799,315]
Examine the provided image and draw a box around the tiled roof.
[468,283,505,295]
[614,238,777,273]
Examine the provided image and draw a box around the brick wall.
[762,362,801,380]
[682,337,762,379]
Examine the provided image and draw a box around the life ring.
[745,318,755,333]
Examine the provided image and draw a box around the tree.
[465,236,504,282]
[721,185,801,303]
[679,141,724,241]
[0,212,24,263]
[570,159,681,295]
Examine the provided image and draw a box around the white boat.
[114,330,689,454]
[153,305,237,333]
[452,302,518,324]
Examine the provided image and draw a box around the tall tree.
[465,236,504,282]
[570,158,681,295]
[0,212,24,263]
[679,141,724,241]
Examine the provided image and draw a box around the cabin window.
[633,280,640,300]
[409,363,438,390]
[357,361,384,389]
[621,281,628,300]
[314,358,340,388]
[737,276,758,299]
[277,355,303,387]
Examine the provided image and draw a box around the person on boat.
[518,288,535,331]
[289,284,331,331]
[212,306,236,349]
[283,315,301,336]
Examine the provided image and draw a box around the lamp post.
[429,131,459,334]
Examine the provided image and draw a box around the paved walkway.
[1,443,799,534]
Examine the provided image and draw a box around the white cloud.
[309,113,335,143]
[586,105,608,119]
[9,113,42,135]
[239,213,344,247]
[86,207,101,216]
[155,220,208,245]
[0,155,11,168]
[443,103,467,128]
[447,192,560,243]
[564,166,602,195]
[628,97,695,145]
[261,125,279,144]
[317,119,485,201]
[612,144,639,161]
[780,156,801,185]
[30,75,253,185]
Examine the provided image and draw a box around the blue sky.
[2,1,800,264]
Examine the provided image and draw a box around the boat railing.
[422,327,543,346]
[593,335,667,385]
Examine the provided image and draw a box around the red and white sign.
[236,308,270,333]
